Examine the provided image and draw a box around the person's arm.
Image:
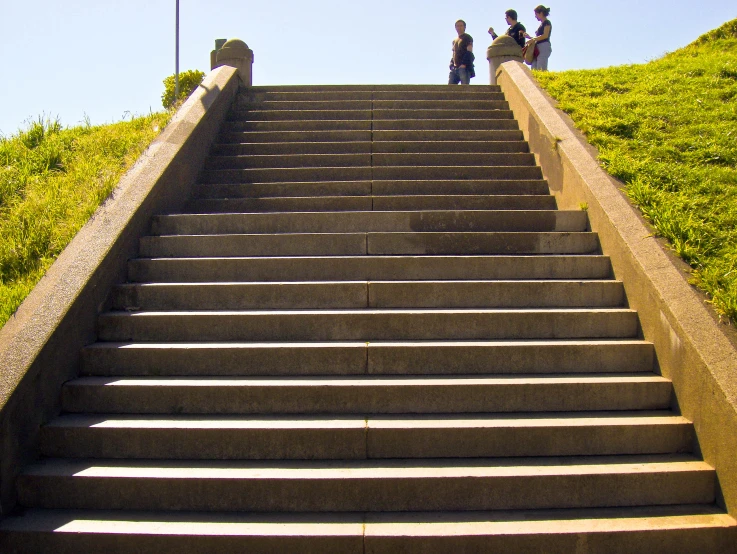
[488,27,498,39]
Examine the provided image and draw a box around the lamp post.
[174,0,180,100]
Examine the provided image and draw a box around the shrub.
[161,69,206,109]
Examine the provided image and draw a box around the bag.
[522,42,539,65]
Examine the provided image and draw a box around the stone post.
[486,35,523,85]
[214,39,254,86]
[210,38,228,72]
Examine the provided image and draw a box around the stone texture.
[2,82,735,551]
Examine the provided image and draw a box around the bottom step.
[1,507,734,554]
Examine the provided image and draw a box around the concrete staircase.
[2,85,734,552]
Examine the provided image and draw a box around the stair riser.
[40,420,693,460]
[112,282,625,311]
[139,233,599,258]
[364,527,737,554]
[246,85,502,92]
[193,182,371,198]
[223,120,519,132]
[186,196,557,213]
[151,211,588,235]
[216,130,525,143]
[127,256,614,283]
[201,166,543,184]
[204,153,536,170]
[82,341,654,377]
[211,140,529,156]
[97,310,639,342]
[17,470,714,512]
[187,197,373,212]
[234,100,509,110]
[229,109,513,121]
[60,380,672,415]
[193,180,550,198]
[203,166,545,183]
[242,89,503,100]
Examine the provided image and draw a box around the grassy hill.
[0,113,170,328]
[534,19,737,324]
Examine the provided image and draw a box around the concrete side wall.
[0,66,240,516]
[497,61,737,513]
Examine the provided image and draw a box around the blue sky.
[0,1,735,136]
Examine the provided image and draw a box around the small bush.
[161,69,206,109]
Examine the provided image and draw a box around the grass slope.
[0,113,171,328]
[535,19,737,324]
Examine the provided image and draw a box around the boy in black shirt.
[448,19,474,85]
[488,9,526,48]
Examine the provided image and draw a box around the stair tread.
[3,506,733,536]
[102,307,634,315]
[65,374,668,386]
[47,411,689,429]
[85,338,651,348]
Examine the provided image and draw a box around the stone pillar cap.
[216,38,254,62]
[486,35,523,60]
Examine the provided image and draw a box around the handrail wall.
[496,60,737,514]
[0,65,240,516]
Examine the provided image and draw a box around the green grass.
[0,113,171,328]
[534,19,737,324]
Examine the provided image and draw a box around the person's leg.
[533,42,552,71]
[458,67,470,85]
[448,68,460,85]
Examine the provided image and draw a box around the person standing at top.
[524,5,552,70]
[488,9,526,48]
[448,20,475,85]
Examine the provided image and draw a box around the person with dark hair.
[488,9,526,48]
[524,5,552,70]
[448,19,475,85]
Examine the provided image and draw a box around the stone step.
[16,455,713,512]
[193,182,551,199]
[224,119,519,133]
[81,339,654,377]
[373,119,518,131]
[229,109,512,122]
[234,99,510,111]
[138,231,599,258]
[97,308,638,342]
[185,195,556,213]
[200,166,543,184]
[188,196,374,213]
[244,84,502,93]
[60,375,671,415]
[111,280,625,311]
[151,211,588,235]
[211,140,529,156]
[242,89,507,100]
[127,255,614,283]
[204,153,536,170]
[194,181,372,198]
[241,90,507,102]
[217,129,525,143]
[192,179,551,198]
[373,140,529,154]
[2,506,734,553]
[40,412,693,460]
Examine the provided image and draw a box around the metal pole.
[175,0,180,100]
